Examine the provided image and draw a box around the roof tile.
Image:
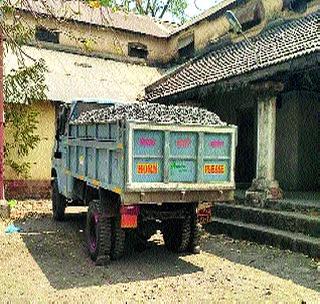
[145,11,320,101]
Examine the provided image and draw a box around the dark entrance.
[235,108,256,187]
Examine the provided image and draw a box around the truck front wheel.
[52,179,66,221]
[86,200,112,265]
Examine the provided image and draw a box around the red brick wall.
[5,180,51,199]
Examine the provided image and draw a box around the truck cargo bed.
[63,121,237,204]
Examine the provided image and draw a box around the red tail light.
[120,205,140,228]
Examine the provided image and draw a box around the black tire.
[162,214,191,253]
[52,179,66,221]
[110,216,126,260]
[86,200,112,265]
[189,213,201,254]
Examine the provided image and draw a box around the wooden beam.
[250,81,284,93]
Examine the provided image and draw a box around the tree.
[2,1,48,178]
[86,0,188,22]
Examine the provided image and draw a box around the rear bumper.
[122,189,234,205]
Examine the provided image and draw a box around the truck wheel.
[162,215,191,253]
[52,179,66,221]
[110,216,126,260]
[189,216,201,254]
[86,200,112,265]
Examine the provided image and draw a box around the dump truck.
[52,99,237,264]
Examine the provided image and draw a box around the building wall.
[275,91,319,191]
[19,12,172,64]
[275,93,300,190]
[4,101,56,198]
[297,92,320,190]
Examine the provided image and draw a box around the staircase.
[208,199,320,258]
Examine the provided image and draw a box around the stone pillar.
[246,95,282,204]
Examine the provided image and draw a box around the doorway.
[235,108,256,187]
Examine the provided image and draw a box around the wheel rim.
[89,212,99,253]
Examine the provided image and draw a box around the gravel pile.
[72,102,226,126]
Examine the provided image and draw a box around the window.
[178,34,194,59]
[35,26,59,44]
[128,43,148,59]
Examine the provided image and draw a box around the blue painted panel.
[170,132,197,157]
[87,125,96,139]
[87,147,95,178]
[70,146,77,173]
[133,130,164,157]
[202,160,231,182]
[133,158,163,183]
[97,149,108,183]
[97,124,109,139]
[78,146,85,175]
[69,125,77,138]
[78,125,86,138]
[204,133,231,158]
[169,160,196,182]
[110,151,120,185]
[110,123,118,140]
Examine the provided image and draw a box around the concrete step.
[208,217,320,258]
[213,203,320,238]
[264,199,320,214]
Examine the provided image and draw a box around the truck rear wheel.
[86,200,112,265]
[162,214,191,253]
[52,179,66,221]
[189,217,201,254]
[110,216,126,260]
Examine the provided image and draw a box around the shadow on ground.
[15,213,203,290]
[203,223,320,292]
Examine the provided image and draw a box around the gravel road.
[0,200,319,303]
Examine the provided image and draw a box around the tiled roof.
[5,46,163,102]
[145,11,320,101]
[17,0,175,38]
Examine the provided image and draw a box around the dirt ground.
[0,200,319,304]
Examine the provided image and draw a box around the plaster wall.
[275,91,320,191]
[275,93,300,190]
[18,12,172,63]
[5,101,56,181]
[297,92,320,190]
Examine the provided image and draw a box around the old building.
[145,0,320,200]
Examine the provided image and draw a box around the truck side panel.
[64,122,125,196]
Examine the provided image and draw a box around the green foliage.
[1,1,48,177]
[85,0,188,22]
[5,103,41,178]
[3,61,47,177]
[5,60,47,104]
[168,0,188,22]
[7,199,17,208]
